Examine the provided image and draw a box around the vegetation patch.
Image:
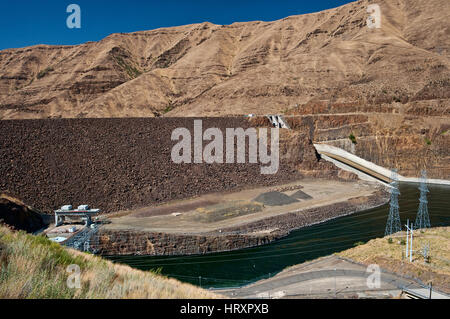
[163,102,174,114]
[349,133,357,144]
[0,225,218,299]
[37,67,54,79]
[112,55,142,79]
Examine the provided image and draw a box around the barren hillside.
[0,0,448,119]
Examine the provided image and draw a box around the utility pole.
[385,169,402,236]
[405,221,414,262]
[410,223,413,262]
[334,268,337,299]
[405,220,409,259]
[429,282,433,299]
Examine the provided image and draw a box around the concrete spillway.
[314,143,450,186]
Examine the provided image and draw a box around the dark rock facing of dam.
[0,118,338,214]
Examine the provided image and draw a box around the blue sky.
[0,0,354,50]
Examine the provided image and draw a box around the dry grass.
[1,193,29,207]
[0,225,220,299]
[339,227,450,293]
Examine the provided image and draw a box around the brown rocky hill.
[0,0,448,119]
[0,0,448,180]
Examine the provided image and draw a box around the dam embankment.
[0,117,339,214]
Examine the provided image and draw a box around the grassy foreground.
[339,227,450,293]
[0,225,219,299]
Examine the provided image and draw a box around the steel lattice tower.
[385,169,402,236]
[415,170,431,229]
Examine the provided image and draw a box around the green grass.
[424,137,432,145]
[37,67,54,79]
[163,102,174,114]
[353,241,365,247]
[112,56,142,79]
[0,225,218,299]
[349,133,357,144]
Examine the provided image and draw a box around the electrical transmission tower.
[385,169,402,236]
[422,242,431,263]
[415,170,431,230]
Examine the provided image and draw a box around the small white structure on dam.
[54,205,100,227]
[267,115,290,129]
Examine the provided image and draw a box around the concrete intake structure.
[314,143,450,186]
[54,205,100,227]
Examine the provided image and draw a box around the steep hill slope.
[0,0,448,119]
[0,194,46,232]
[0,224,219,298]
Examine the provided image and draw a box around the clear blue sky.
[0,0,354,50]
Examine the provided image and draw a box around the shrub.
[36,67,54,79]
[387,238,393,244]
[349,133,357,144]
[112,55,141,79]
[353,241,365,247]
[163,103,174,114]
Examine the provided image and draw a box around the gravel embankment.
[0,118,307,213]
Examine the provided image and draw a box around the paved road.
[215,256,447,299]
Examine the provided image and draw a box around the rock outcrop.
[284,109,450,179]
[0,194,46,232]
